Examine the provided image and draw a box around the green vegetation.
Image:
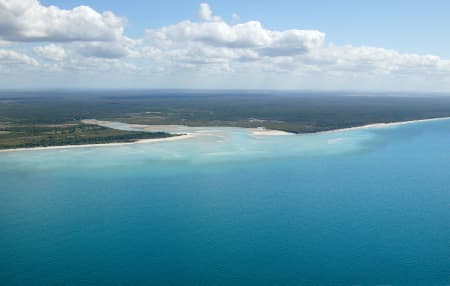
[0,123,174,150]
[1,90,450,149]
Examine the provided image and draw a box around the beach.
[318,116,450,134]
[250,127,293,136]
[2,116,450,153]
[0,133,196,153]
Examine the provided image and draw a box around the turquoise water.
[1,120,449,285]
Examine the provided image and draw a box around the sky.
[1,0,449,91]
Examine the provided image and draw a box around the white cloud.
[0,2,450,91]
[0,0,125,42]
[147,19,325,56]
[0,49,38,66]
[75,42,129,58]
[73,35,140,59]
[198,3,221,22]
[302,45,450,76]
[34,44,66,61]
[141,4,450,80]
[59,57,138,73]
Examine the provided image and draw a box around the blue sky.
[41,0,450,56]
[1,0,450,90]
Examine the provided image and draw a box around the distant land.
[1,90,450,150]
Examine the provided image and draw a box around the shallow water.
[1,119,449,285]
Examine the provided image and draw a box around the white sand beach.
[0,133,196,153]
[250,127,293,136]
[319,116,450,134]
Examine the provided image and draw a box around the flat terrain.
[0,123,174,150]
[1,90,450,149]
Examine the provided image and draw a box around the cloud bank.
[0,1,449,91]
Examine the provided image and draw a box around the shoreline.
[250,127,294,136]
[316,116,450,134]
[0,133,196,153]
[1,116,450,153]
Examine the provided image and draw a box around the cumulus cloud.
[0,0,125,42]
[142,4,450,81]
[34,44,66,61]
[1,2,450,90]
[198,3,221,22]
[147,19,325,56]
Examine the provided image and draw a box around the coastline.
[250,127,293,136]
[1,116,450,153]
[316,116,450,134]
[0,133,196,153]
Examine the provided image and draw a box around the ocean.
[1,119,449,285]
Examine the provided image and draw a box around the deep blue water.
[0,120,449,285]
